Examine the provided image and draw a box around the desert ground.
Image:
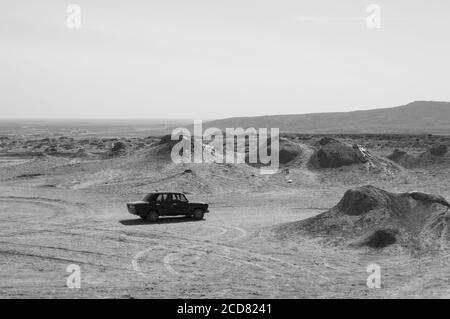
[1,125,450,298]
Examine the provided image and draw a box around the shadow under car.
[119,216,203,226]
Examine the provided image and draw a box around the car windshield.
[143,193,154,202]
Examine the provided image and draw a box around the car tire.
[146,210,159,222]
[192,209,204,220]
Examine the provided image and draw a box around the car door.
[172,193,189,215]
[163,193,179,216]
[154,193,174,216]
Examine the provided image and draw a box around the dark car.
[126,192,209,222]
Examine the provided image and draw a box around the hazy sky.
[1,0,449,119]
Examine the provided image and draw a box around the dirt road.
[1,185,449,299]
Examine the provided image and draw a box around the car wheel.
[146,210,159,222]
[193,209,204,220]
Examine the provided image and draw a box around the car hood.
[127,201,148,205]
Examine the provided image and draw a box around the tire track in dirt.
[0,240,127,260]
[131,224,245,277]
[0,248,133,272]
[0,197,67,221]
[131,221,330,297]
[131,223,258,298]
[0,196,94,220]
[0,197,134,274]
[0,197,254,286]
[0,196,331,297]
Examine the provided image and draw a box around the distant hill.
[201,101,450,134]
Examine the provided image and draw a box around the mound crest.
[336,186,410,216]
[277,185,450,251]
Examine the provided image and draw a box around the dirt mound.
[309,139,396,174]
[309,139,368,168]
[275,185,450,251]
[158,134,173,145]
[389,145,449,168]
[157,134,301,167]
[386,149,418,168]
[429,144,448,156]
[156,135,198,160]
[111,141,126,153]
[276,139,302,165]
[336,186,409,216]
[71,148,93,158]
[417,144,449,163]
[387,149,407,161]
[102,141,129,158]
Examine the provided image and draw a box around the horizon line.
[0,100,448,122]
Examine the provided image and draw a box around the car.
[126,192,209,222]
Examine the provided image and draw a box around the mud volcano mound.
[155,134,194,160]
[387,149,418,168]
[309,138,369,168]
[105,141,127,157]
[336,186,407,216]
[388,144,449,168]
[274,138,302,165]
[386,149,419,168]
[387,149,408,162]
[71,148,92,158]
[429,144,448,156]
[277,185,450,250]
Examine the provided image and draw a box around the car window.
[156,193,183,202]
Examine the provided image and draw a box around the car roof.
[150,192,184,195]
